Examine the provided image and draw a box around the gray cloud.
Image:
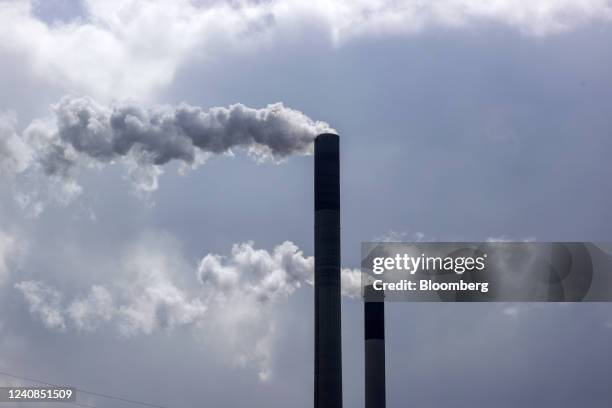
[2,1,611,100]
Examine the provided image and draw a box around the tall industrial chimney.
[314,133,342,408]
[364,285,385,408]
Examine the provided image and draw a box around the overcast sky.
[1,1,612,407]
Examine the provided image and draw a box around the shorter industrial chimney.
[364,285,385,408]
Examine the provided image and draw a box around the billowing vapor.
[20,95,334,193]
[0,112,31,177]
[198,241,361,301]
[14,281,66,330]
[197,241,313,303]
[0,230,23,285]
[14,239,360,380]
[15,241,359,333]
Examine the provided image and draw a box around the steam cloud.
[14,240,360,380]
[15,241,359,334]
[18,95,333,193]
[0,230,22,285]
[14,280,67,330]
[197,241,361,301]
[0,112,31,177]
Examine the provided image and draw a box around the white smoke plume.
[0,95,333,212]
[15,241,359,333]
[14,280,66,330]
[18,95,334,193]
[197,241,361,300]
[197,241,313,303]
[67,285,115,332]
[0,230,24,286]
[0,112,32,177]
[193,240,359,380]
[14,239,359,380]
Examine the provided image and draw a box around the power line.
[0,370,172,408]
[71,401,98,408]
[74,402,98,408]
[71,400,97,408]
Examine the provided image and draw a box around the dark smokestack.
[364,285,385,408]
[314,133,342,408]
